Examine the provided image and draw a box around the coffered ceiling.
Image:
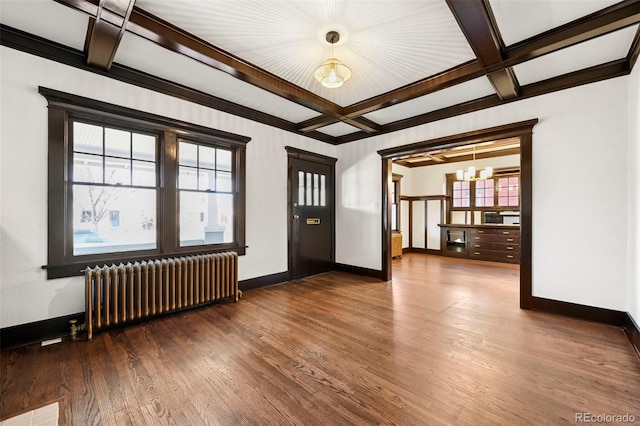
[1,0,639,146]
[394,138,521,168]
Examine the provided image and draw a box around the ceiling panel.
[513,25,637,86]
[489,0,619,46]
[395,138,520,167]
[114,32,320,123]
[0,0,88,51]
[135,0,477,107]
[363,77,496,125]
[316,121,361,137]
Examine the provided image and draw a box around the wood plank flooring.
[1,254,639,425]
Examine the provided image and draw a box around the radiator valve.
[69,319,87,341]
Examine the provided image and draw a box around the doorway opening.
[378,119,537,308]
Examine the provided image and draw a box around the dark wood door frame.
[378,119,537,309]
[400,195,447,254]
[285,146,337,281]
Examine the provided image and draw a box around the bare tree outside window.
[84,169,122,231]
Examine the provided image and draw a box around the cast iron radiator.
[84,252,239,339]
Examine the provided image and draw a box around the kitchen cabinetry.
[439,224,519,264]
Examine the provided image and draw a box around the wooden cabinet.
[392,233,403,258]
[468,227,519,263]
[439,224,519,264]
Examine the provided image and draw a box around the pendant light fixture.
[314,31,352,88]
[456,145,493,181]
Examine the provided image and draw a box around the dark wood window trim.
[40,87,250,279]
[391,173,403,232]
[400,194,448,252]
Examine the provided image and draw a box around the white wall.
[0,47,336,328]
[629,61,640,325]
[337,76,630,311]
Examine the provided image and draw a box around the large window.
[497,176,519,207]
[178,140,235,247]
[446,168,520,221]
[474,179,494,208]
[452,180,470,208]
[41,87,249,279]
[72,122,158,256]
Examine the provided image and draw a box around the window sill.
[43,246,247,279]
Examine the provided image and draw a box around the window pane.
[320,175,326,206]
[217,149,232,172]
[453,180,471,209]
[132,160,156,187]
[73,153,103,183]
[509,178,519,193]
[132,133,156,161]
[179,142,198,167]
[509,197,519,206]
[179,166,198,190]
[74,122,103,155]
[475,179,494,208]
[198,169,215,191]
[73,185,156,255]
[105,128,131,158]
[105,156,131,186]
[199,145,216,169]
[499,196,508,206]
[298,171,305,206]
[313,174,319,206]
[216,171,232,192]
[180,191,234,246]
[391,204,397,230]
[306,172,312,205]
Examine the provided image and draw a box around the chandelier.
[314,31,352,88]
[456,145,493,181]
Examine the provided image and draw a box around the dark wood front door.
[287,147,336,279]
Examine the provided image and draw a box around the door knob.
[293,214,300,219]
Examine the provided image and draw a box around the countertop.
[438,223,520,229]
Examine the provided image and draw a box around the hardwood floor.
[1,254,639,425]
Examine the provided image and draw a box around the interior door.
[288,149,335,279]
